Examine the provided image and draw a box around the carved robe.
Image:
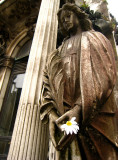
[40,30,118,160]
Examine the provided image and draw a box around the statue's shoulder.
[82,30,110,45]
[47,41,65,63]
[82,30,104,38]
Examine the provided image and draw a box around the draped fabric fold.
[80,31,117,121]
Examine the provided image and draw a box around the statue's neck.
[69,27,82,38]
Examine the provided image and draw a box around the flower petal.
[60,117,79,135]
[66,128,70,135]
[71,117,76,121]
[73,124,79,130]
[72,127,78,134]
[71,121,77,125]
[61,124,67,131]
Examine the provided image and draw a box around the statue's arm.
[40,67,59,123]
[40,61,65,148]
[40,48,62,123]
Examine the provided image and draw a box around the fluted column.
[0,57,14,111]
[7,0,60,160]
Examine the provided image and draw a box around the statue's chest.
[61,36,81,56]
[60,36,81,105]
[60,36,81,78]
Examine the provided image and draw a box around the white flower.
[61,117,79,135]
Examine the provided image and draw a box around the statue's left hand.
[56,105,81,125]
[55,105,81,150]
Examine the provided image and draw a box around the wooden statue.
[40,3,118,160]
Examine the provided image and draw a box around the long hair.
[57,3,92,36]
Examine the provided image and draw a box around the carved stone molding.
[0,25,9,54]
[25,16,37,38]
[0,0,40,43]
[9,0,38,20]
[25,16,37,28]
[0,55,14,69]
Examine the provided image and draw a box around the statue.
[40,3,118,160]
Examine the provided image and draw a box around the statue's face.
[61,10,80,34]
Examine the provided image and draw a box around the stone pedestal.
[7,0,60,160]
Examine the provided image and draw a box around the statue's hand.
[55,105,81,150]
[56,105,81,125]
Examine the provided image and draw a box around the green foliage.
[102,0,108,4]
[78,1,114,34]
[81,0,89,9]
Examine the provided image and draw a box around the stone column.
[7,0,60,160]
[0,57,14,111]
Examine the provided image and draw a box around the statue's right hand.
[49,113,73,151]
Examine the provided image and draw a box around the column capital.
[0,55,14,69]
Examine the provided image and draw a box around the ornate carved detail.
[0,55,14,69]
[25,16,37,28]
[25,16,37,38]
[9,0,38,20]
[0,0,41,42]
[0,25,9,55]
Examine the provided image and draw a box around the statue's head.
[57,3,92,36]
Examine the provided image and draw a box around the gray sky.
[107,0,118,22]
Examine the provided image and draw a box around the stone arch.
[6,29,31,58]
[0,29,33,111]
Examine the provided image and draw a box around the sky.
[107,0,118,22]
